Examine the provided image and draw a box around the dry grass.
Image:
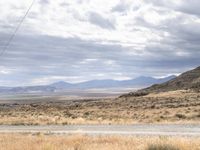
[0,134,200,150]
[0,90,200,125]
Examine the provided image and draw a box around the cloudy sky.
[0,0,200,86]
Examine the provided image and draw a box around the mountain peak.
[50,81,73,89]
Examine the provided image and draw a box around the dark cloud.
[178,1,200,17]
[145,0,200,17]
[39,0,49,5]
[88,12,115,29]
[60,2,70,7]
[111,1,129,13]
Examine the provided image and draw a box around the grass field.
[0,134,199,150]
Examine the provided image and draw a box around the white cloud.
[0,66,14,75]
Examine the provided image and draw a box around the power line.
[0,0,36,58]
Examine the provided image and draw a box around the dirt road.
[0,124,199,136]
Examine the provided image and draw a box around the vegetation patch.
[147,144,179,150]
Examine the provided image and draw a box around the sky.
[0,0,200,86]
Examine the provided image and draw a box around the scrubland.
[0,90,199,125]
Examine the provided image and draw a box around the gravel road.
[0,124,200,136]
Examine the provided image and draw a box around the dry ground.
[0,90,200,125]
[0,134,200,150]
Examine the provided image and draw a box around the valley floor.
[0,90,200,125]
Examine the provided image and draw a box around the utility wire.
[0,0,36,58]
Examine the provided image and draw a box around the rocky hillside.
[121,66,200,97]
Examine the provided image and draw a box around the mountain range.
[0,75,176,94]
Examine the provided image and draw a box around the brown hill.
[121,66,200,97]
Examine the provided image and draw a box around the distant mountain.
[0,86,56,94]
[73,75,176,89]
[50,81,74,89]
[0,75,176,94]
[75,79,123,89]
[120,75,176,87]
[121,66,200,97]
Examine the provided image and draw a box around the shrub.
[147,144,179,150]
[175,113,187,119]
[120,91,149,97]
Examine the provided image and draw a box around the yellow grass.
[0,134,200,150]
